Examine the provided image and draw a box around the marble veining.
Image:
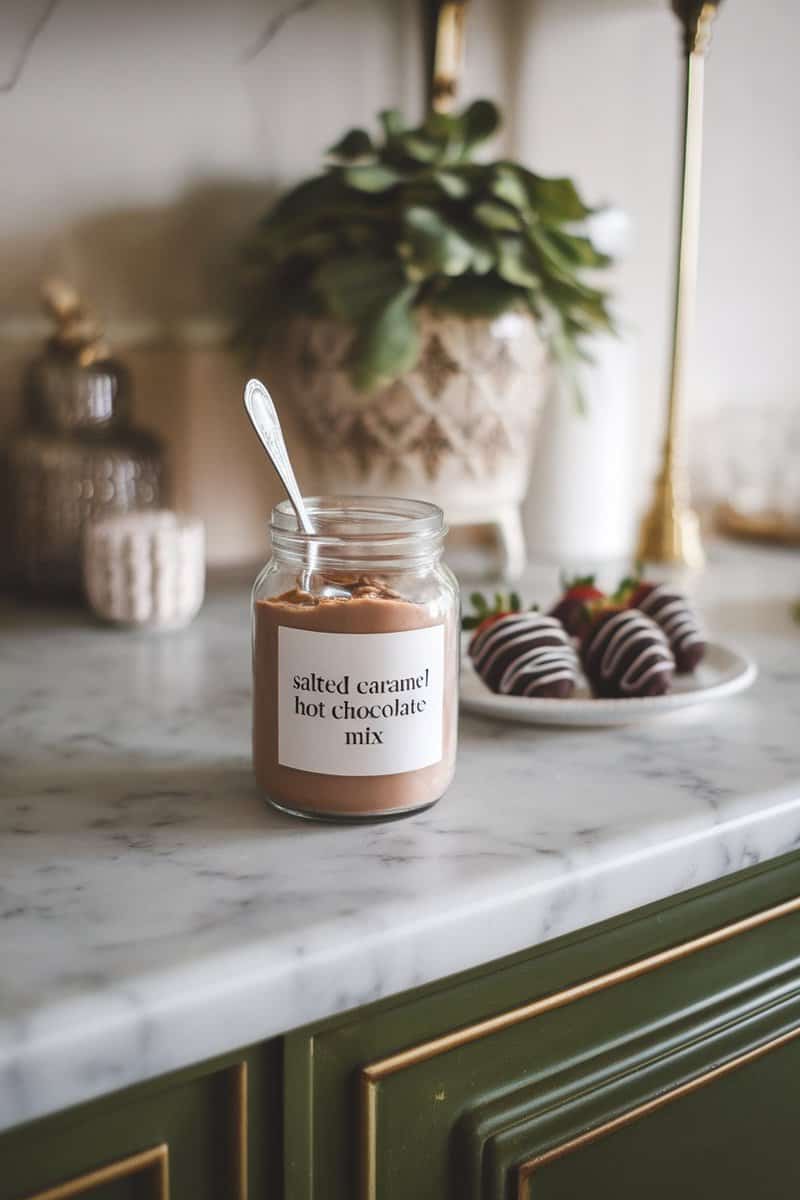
[1,543,800,1132]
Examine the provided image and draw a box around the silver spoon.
[243,378,348,597]
[243,377,315,535]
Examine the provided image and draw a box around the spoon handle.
[243,378,315,535]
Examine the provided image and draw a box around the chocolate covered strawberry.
[549,574,606,639]
[463,591,525,649]
[471,612,578,698]
[463,592,577,698]
[581,605,674,698]
[617,577,705,674]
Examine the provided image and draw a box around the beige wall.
[1,0,797,564]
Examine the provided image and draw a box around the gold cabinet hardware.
[229,1060,249,1200]
[23,1143,168,1200]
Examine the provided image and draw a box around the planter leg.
[495,507,526,581]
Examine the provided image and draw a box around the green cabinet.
[286,852,800,1200]
[2,853,799,1200]
[0,1045,281,1200]
[511,1034,800,1200]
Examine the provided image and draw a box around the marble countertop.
[2,541,800,1133]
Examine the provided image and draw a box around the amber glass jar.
[251,497,459,821]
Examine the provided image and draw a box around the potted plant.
[239,99,613,574]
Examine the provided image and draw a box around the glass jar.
[251,496,459,821]
[7,349,164,598]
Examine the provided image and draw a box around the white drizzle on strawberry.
[637,584,704,652]
[470,613,577,697]
[584,611,673,695]
[499,645,578,695]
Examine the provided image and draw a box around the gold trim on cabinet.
[516,1024,800,1198]
[360,894,800,1200]
[23,1142,169,1200]
[230,1059,249,1200]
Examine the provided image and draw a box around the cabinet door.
[470,978,800,1199]
[510,1031,800,1200]
[0,1043,281,1200]
[283,853,800,1200]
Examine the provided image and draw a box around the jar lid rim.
[270,495,444,539]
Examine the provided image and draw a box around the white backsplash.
[1,0,797,566]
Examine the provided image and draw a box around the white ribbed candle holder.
[83,511,205,630]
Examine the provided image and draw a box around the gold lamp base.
[637,470,705,568]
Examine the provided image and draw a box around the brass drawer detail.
[229,1060,249,1200]
[22,1142,169,1200]
[516,1023,800,1196]
[19,1058,247,1200]
[360,895,800,1200]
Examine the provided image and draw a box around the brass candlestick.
[431,1,468,113]
[637,1,721,568]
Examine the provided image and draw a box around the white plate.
[460,640,757,726]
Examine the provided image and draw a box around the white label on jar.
[278,625,445,776]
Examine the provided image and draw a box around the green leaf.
[379,109,406,138]
[342,164,403,193]
[421,110,465,163]
[474,201,522,232]
[489,166,530,213]
[428,274,521,317]
[469,592,488,613]
[530,225,605,287]
[398,133,442,163]
[519,170,593,222]
[424,110,462,140]
[570,292,615,331]
[348,286,421,391]
[314,255,408,322]
[431,170,471,199]
[402,206,476,276]
[545,277,615,331]
[545,229,612,269]
[327,128,374,160]
[495,236,540,288]
[254,174,391,252]
[462,99,501,149]
[468,230,496,275]
[258,172,342,232]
